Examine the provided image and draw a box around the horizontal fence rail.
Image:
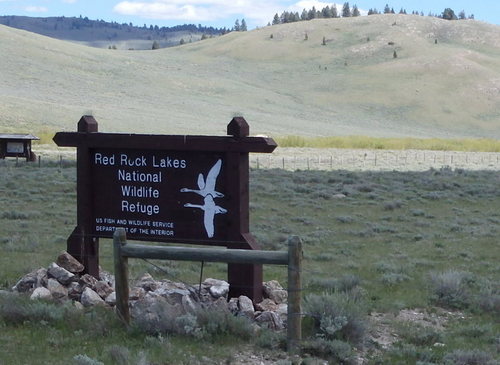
[120,244,289,265]
[113,228,303,354]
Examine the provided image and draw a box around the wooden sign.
[0,133,39,161]
[91,149,229,243]
[54,116,277,301]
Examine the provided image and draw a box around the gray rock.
[56,251,84,273]
[202,278,228,287]
[12,268,46,292]
[99,269,115,287]
[277,303,288,322]
[255,298,278,312]
[36,268,49,288]
[130,295,184,330]
[136,273,158,291]
[255,311,284,331]
[206,296,230,312]
[47,278,68,300]
[263,280,288,304]
[228,297,239,314]
[30,287,52,300]
[238,295,255,319]
[203,278,230,299]
[181,294,199,314]
[129,287,145,300]
[81,287,105,307]
[209,282,229,298]
[105,292,116,306]
[94,281,114,299]
[67,282,83,300]
[47,262,75,285]
[79,274,98,289]
[333,193,347,199]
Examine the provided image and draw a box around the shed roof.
[0,134,39,140]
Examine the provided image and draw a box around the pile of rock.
[11,251,289,330]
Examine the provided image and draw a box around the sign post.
[54,116,276,301]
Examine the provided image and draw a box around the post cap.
[227,117,249,138]
[78,115,98,133]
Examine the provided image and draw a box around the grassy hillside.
[0,15,223,49]
[0,14,499,139]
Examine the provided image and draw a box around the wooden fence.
[113,228,303,354]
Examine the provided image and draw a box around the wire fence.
[251,149,500,171]
[1,149,499,171]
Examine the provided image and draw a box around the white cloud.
[113,0,283,25]
[24,5,48,12]
[62,0,77,3]
[289,1,341,12]
[112,0,367,26]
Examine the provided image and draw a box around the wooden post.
[287,235,302,354]
[113,228,130,324]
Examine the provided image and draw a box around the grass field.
[0,162,498,363]
[1,14,500,139]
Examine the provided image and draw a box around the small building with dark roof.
[0,133,39,161]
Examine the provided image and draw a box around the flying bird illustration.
[184,195,227,238]
[180,159,224,198]
[181,159,227,238]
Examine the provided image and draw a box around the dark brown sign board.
[53,116,277,301]
[0,134,39,161]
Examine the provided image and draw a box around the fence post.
[38,155,41,168]
[114,228,130,325]
[287,235,302,355]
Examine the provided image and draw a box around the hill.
[0,14,499,139]
[0,15,225,50]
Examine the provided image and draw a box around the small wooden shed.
[0,134,39,161]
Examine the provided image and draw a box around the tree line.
[270,3,474,25]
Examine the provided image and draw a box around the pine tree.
[151,40,159,50]
[458,10,466,20]
[352,5,360,17]
[442,8,457,20]
[301,9,308,20]
[272,13,280,25]
[384,4,391,14]
[233,19,240,31]
[240,19,247,31]
[342,2,351,17]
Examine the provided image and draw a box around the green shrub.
[255,328,286,350]
[0,294,66,325]
[195,308,254,340]
[304,292,367,345]
[443,349,496,365]
[107,345,130,365]
[399,324,443,346]
[429,271,473,309]
[301,338,353,363]
[73,354,104,365]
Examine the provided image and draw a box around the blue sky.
[1,1,499,29]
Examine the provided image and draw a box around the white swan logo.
[180,159,227,238]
